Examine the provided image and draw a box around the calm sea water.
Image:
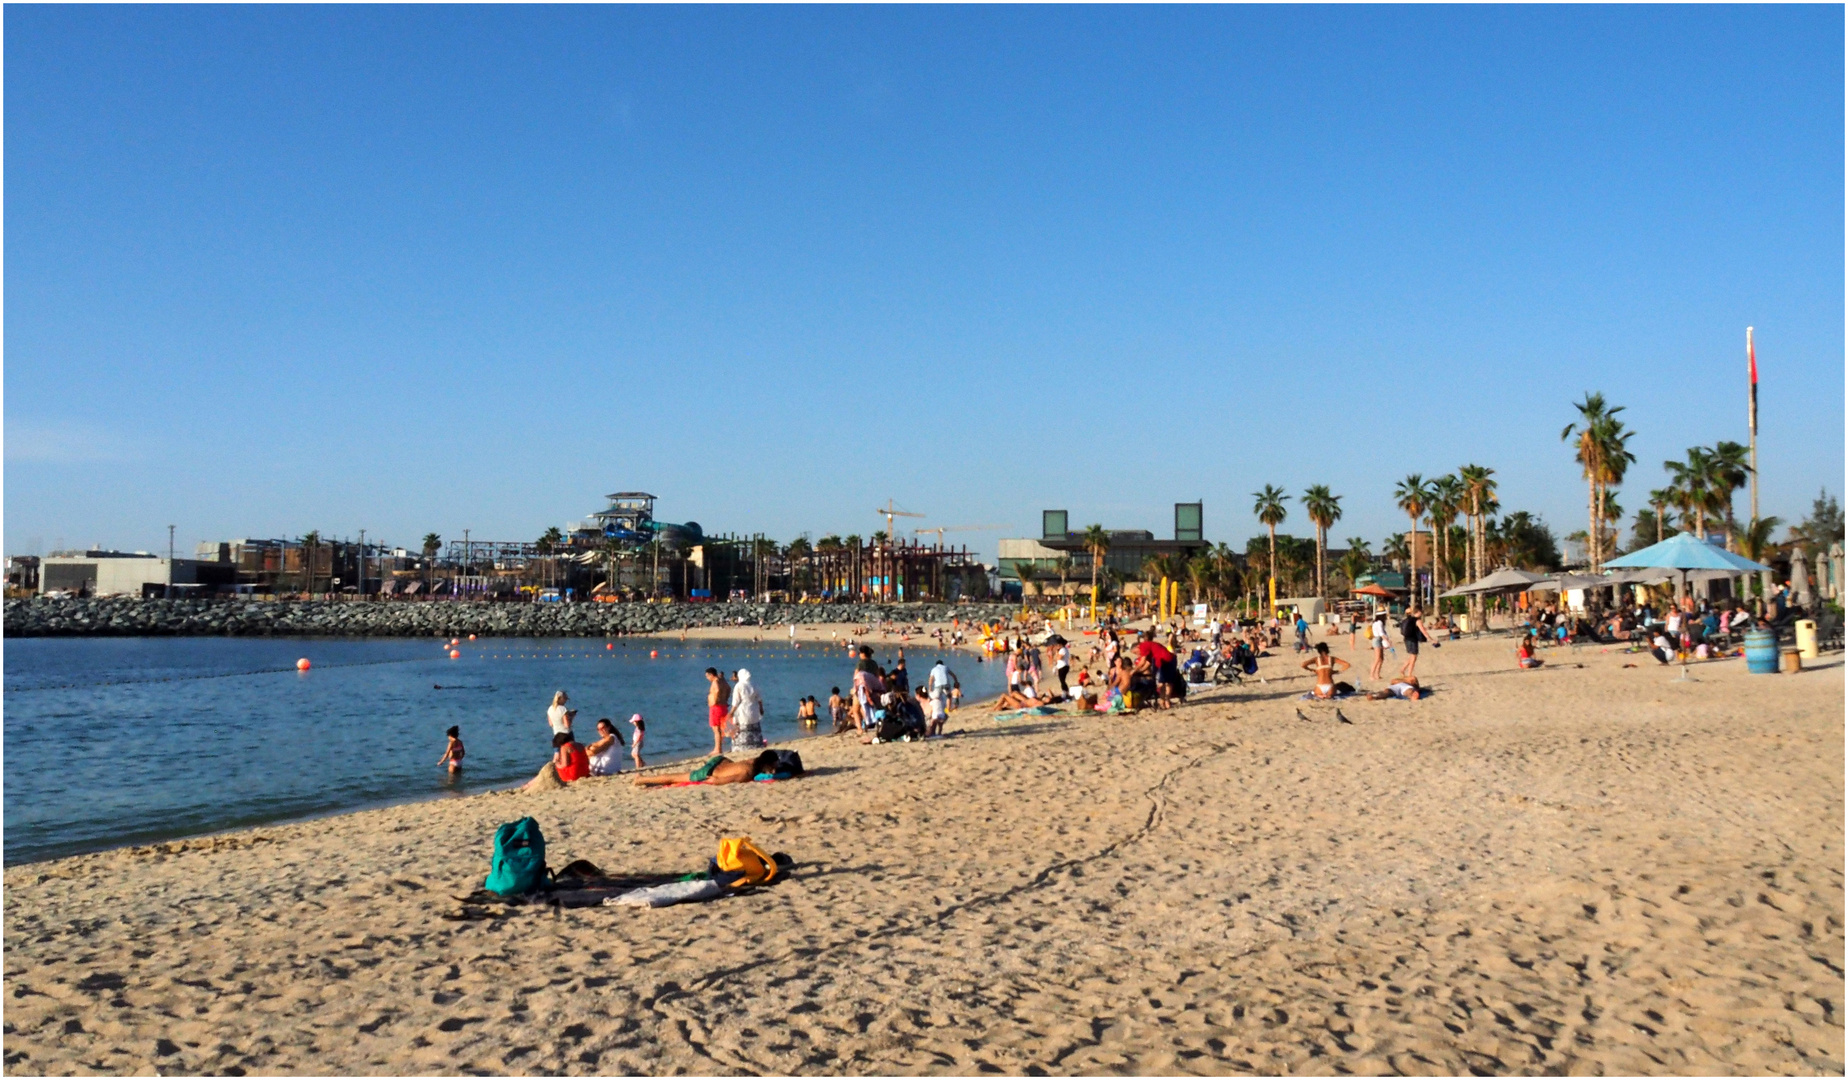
[2,635,1003,865]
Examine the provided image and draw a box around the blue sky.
[7,6,1842,560]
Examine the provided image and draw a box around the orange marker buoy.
[607,643,614,650]
[650,650,658,658]
[449,650,461,659]
[469,634,477,640]
[296,658,311,671]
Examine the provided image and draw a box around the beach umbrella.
[1602,533,1770,601]
[1439,567,1547,598]
[1352,583,1399,599]
[1603,533,1770,573]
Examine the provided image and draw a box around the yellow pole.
[1268,575,1277,617]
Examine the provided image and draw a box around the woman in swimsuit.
[1300,642,1352,699]
[438,726,465,773]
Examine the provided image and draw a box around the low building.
[1001,505,1209,582]
[39,550,232,597]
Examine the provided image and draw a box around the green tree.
[1709,441,1753,549]
[1392,475,1431,603]
[1252,485,1290,612]
[1664,446,1723,541]
[421,533,441,593]
[301,530,321,597]
[1562,394,1633,571]
[1081,524,1111,599]
[1790,490,1844,555]
[1301,485,1342,600]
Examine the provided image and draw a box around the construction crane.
[914,523,1010,550]
[874,500,925,542]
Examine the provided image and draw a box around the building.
[39,550,232,597]
[999,504,1209,586]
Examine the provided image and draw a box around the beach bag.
[712,837,781,889]
[769,749,805,775]
[484,817,548,897]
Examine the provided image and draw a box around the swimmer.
[438,726,465,772]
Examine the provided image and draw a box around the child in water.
[628,713,646,770]
[439,726,465,773]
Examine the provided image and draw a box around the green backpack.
[484,817,548,897]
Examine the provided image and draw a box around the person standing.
[927,659,955,725]
[704,668,731,755]
[1398,608,1427,680]
[546,691,572,737]
[1053,640,1071,698]
[729,668,766,750]
[1368,610,1390,683]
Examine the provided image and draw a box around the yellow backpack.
[714,837,780,888]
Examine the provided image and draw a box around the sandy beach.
[4,628,1841,1075]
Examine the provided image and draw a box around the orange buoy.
[296,658,311,671]
[469,634,477,640]
[449,650,461,659]
[650,650,658,658]
[607,643,614,650]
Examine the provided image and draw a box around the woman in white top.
[546,690,572,735]
[586,718,626,776]
[730,669,766,750]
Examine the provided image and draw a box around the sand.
[4,627,1842,1075]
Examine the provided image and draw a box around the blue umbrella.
[1603,533,1770,573]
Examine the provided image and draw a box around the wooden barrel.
[1744,628,1779,674]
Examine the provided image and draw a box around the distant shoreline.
[2,595,1023,638]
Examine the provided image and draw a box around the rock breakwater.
[3,597,1021,638]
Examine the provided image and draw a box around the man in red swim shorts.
[705,667,732,754]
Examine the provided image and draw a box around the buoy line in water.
[3,654,438,694]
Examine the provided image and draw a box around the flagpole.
[1747,326,1759,524]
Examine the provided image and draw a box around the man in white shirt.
[926,661,956,735]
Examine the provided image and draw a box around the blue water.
[2,636,1003,865]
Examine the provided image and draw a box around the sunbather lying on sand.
[991,688,1043,711]
[633,750,783,787]
[1368,676,1426,700]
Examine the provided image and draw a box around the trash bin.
[1795,619,1818,659]
[1782,648,1802,674]
[1744,629,1779,674]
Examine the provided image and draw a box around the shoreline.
[2,596,1022,638]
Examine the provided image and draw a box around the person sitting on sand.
[1367,676,1425,700]
[522,731,591,790]
[586,718,626,777]
[1301,642,1353,699]
[438,726,465,773]
[633,750,784,788]
[1649,630,1675,665]
[1516,634,1544,669]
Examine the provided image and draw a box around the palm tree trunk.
[1267,525,1277,614]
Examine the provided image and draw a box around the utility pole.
[167,524,175,598]
[463,529,470,603]
[358,529,366,600]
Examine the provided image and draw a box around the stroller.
[1211,641,1260,685]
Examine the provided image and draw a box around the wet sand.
[4,629,1841,1075]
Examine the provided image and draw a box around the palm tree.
[1456,465,1496,584]
[1429,475,1464,597]
[1081,524,1110,600]
[301,530,322,597]
[1186,553,1214,606]
[1740,515,1784,566]
[1301,485,1342,600]
[1383,533,1410,571]
[420,533,441,594]
[1053,555,1075,600]
[1252,485,1290,613]
[1561,393,1632,571]
[1645,487,1675,545]
[1709,440,1753,550]
[1664,447,1721,541]
[1014,559,1039,604]
[536,526,563,589]
[1392,474,1431,605]
[1336,538,1372,593]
